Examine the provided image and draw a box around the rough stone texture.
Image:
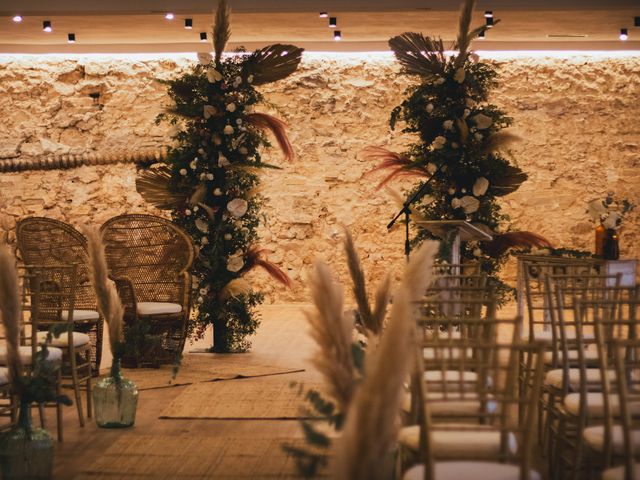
[0,53,639,303]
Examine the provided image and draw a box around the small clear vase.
[93,359,139,428]
[0,400,54,480]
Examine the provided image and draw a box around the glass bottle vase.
[595,223,606,257]
[0,400,54,480]
[603,229,620,261]
[93,359,139,428]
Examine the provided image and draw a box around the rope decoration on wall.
[0,148,168,173]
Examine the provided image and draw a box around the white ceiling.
[0,0,638,52]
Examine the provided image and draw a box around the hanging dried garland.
[137,0,302,351]
[366,0,551,303]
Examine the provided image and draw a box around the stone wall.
[1,53,639,304]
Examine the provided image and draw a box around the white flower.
[206,173,214,180]
[465,98,475,108]
[453,68,466,83]
[198,148,206,156]
[179,168,187,176]
[201,236,209,245]
[435,77,445,85]
[234,220,242,228]
[226,103,236,112]
[473,177,490,197]
[431,136,446,150]
[195,218,209,233]
[223,125,234,135]
[426,103,434,113]
[236,118,242,125]
[448,188,456,195]
[248,75,254,83]
[193,206,199,212]
[461,188,467,193]
[469,53,480,63]
[420,195,435,206]
[197,296,204,304]
[463,108,471,119]
[199,289,207,296]
[443,120,454,130]
[587,199,608,221]
[233,76,242,88]
[213,188,222,196]
[227,198,248,218]
[206,67,222,83]
[204,105,217,119]
[472,113,493,130]
[185,209,191,216]
[224,233,232,240]
[603,212,621,229]
[451,197,462,209]
[427,163,437,174]
[227,253,245,273]
[197,52,213,65]
[190,159,197,169]
[239,147,248,155]
[218,153,230,167]
[473,247,482,257]
[213,135,222,145]
[460,196,480,214]
[200,173,206,180]
[474,132,484,141]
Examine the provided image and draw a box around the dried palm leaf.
[213,0,231,63]
[482,231,553,257]
[244,44,304,85]
[219,278,252,300]
[363,146,429,189]
[482,131,521,154]
[388,32,447,78]
[82,226,124,351]
[488,164,528,196]
[0,245,23,389]
[454,0,476,65]
[343,229,375,334]
[242,246,293,288]
[332,240,438,480]
[306,260,356,412]
[245,113,295,161]
[136,164,187,209]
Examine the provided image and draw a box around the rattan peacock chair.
[100,214,194,367]
[16,217,104,376]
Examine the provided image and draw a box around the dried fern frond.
[0,245,23,389]
[136,164,187,210]
[82,226,124,353]
[332,240,439,480]
[244,44,304,85]
[488,164,528,197]
[343,228,375,335]
[388,32,447,78]
[306,261,356,412]
[245,113,295,161]
[213,0,231,63]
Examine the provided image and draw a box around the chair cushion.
[424,370,478,382]
[424,347,473,361]
[602,465,640,480]
[563,393,640,417]
[61,309,100,322]
[544,368,615,390]
[36,331,91,348]
[583,425,640,454]
[525,330,594,342]
[401,391,497,417]
[404,462,540,480]
[543,349,599,365]
[0,367,8,386]
[398,425,517,458]
[0,345,63,365]
[137,302,182,316]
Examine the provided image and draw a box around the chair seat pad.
[602,465,640,480]
[0,367,8,386]
[404,462,540,480]
[543,349,599,365]
[36,331,91,348]
[137,302,182,316]
[526,330,594,342]
[544,368,615,390]
[424,347,472,361]
[0,345,63,365]
[398,425,517,457]
[583,425,640,454]
[401,391,497,417]
[424,370,478,382]
[563,393,640,417]
[61,309,100,322]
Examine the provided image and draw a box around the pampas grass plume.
[0,245,24,388]
[343,228,375,334]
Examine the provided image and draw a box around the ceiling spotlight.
[484,11,493,18]
[334,30,341,41]
[478,30,485,40]
[67,33,76,43]
[619,28,628,40]
[164,12,174,20]
[185,18,193,29]
[319,12,328,18]
[12,15,22,22]
[43,20,52,32]
[485,16,494,28]
[200,32,207,42]
[329,17,337,28]
[635,17,640,27]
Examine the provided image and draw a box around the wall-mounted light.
[619,28,628,40]
[334,30,341,41]
[67,33,76,43]
[478,30,485,40]
[185,18,193,29]
[635,16,640,27]
[43,20,52,32]
[200,32,208,42]
[485,16,494,28]
[329,17,337,28]
[319,12,328,18]
[12,15,22,23]
[164,12,174,20]
[484,11,493,18]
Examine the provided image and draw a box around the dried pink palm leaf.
[245,113,295,161]
[242,246,293,288]
[363,146,429,189]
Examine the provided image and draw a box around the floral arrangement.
[588,192,634,230]
[365,0,551,303]
[136,0,302,352]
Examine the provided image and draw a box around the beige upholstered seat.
[137,302,182,316]
[401,391,497,417]
[602,465,640,480]
[583,425,640,454]
[544,368,615,390]
[36,331,91,348]
[61,310,100,322]
[403,462,541,480]
[0,367,8,386]
[0,345,63,364]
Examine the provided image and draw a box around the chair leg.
[69,351,85,427]
[86,350,92,419]
[56,369,63,442]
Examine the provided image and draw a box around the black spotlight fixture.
[185,18,193,29]
[67,33,76,43]
[619,28,628,40]
[635,16,640,27]
[484,10,493,18]
[319,12,328,18]
[334,30,341,41]
[200,32,208,42]
[329,17,337,28]
[485,16,494,28]
[478,30,486,40]
[43,20,52,32]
